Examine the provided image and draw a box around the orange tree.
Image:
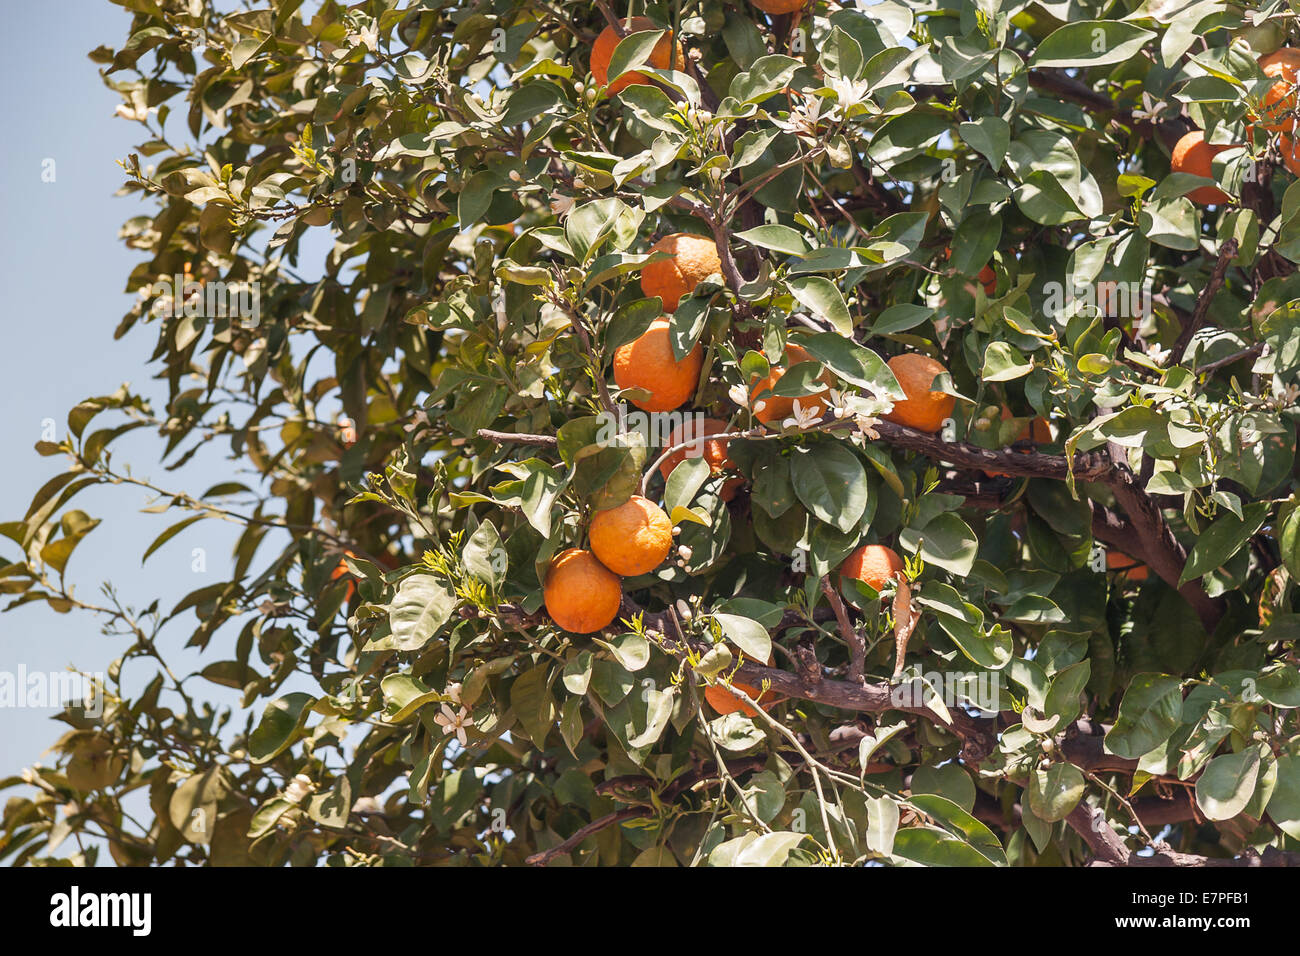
[6,0,1300,868]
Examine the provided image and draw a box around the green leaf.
[789,443,869,534]
[1028,763,1085,822]
[796,333,904,397]
[1179,502,1268,585]
[510,664,556,747]
[606,29,669,86]
[734,224,810,255]
[1267,754,1300,839]
[387,574,458,651]
[907,793,1006,865]
[380,673,442,723]
[1044,660,1091,726]
[248,693,315,764]
[891,826,995,866]
[788,276,852,334]
[664,452,710,514]
[709,830,808,866]
[1030,21,1156,69]
[1277,505,1300,579]
[865,796,899,856]
[899,513,978,577]
[593,631,651,672]
[871,304,935,335]
[713,613,772,664]
[982,341,1034,382]
[1196,747,1262,821]
[958,116,1010,169]
[463,520,506,589]
[1105,674,1184,760]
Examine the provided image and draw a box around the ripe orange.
[1170,130,1233,205]
[591,17,685,96]
[589,495,674,576]
[703,650,778,718]
[613,318,703,412]
[544,548,623,633]
[1107,550,1150,582]
[984,410,1052,478]
[749,343,834,426]
[1258,48,1300,133]
[840,544,904,593]
[1281,134,1300,176]
[640,234,722,312]
[660,418,733,479]
[705,680,774,718]
[751,0,807,13]
[659,417,742,501]
[882,354,955,433]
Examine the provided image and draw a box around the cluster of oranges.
[1172,47,1300,202]
[547,11,1156,696]
[543,495,674,634]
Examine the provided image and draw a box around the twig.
[821,575,865,681]
[1169,238,1238,366]
[524,807,651,865]
[1195,341,1265,375]
[476,429,559,447]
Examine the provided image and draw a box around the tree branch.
[524,807,651,865]
[1169,238,1238,366]
[820,574,865,681]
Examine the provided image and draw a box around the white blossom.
[782,398,823,430]
[434,703,474,745]
[284,773,313,805]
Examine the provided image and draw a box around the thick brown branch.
[1067,802,1300,866]
[1104,459,1224,630]
[474,419,1225,630]
[1090,499,1223,630]
[871,421,1113,480]
[735,661,998,763]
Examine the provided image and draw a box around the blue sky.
[0,3,253,777]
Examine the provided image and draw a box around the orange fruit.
[659,417,742,501]
[613,318,704,412]
[544,548,623,633]
[749,343,834,426]
[705,680,774,718]
[589,495,674,576]
[703,650,778,718]
[882,354,955,433]
[640,233,722,312]
[591,17,685,96]
[1107,550,1149,582]
[1258,48,1300,133]
[660,417,733,479]
[840,544,905,593]
[751,0,807,13]
[1170,130,1233,206]
[1281,134,1300,176]
[984,410,1052,478]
